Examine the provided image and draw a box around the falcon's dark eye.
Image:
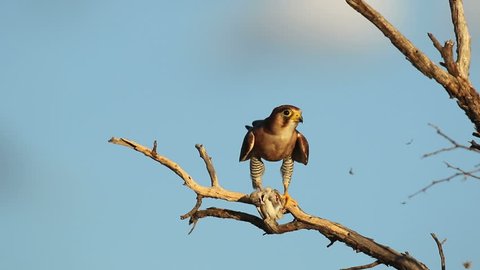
[283,110,291,116]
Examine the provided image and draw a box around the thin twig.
[152,140,158,155]
[187,219,198,235]
[422,146,458,159]
[431,233,446,270]
[422,124,476,158]
[341,261,381,270]
[428,32,444,53]
[427,33,458,76]
[445,162,480,180]
[180,194,203,220]
[195,144,220,187]
[408,162,480,199]
[326,238,337,248]
[409,124,480,199]
[430,123,461,146]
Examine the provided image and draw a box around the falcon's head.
[268,105,304,131]
[272,104,303,122]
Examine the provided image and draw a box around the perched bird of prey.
[239,105,309,201]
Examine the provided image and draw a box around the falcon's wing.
[239,130,255,162]
[245,120,264,130]
[292,131,309,165]
[251,120,264,127]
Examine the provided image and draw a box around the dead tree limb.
[345,0,480,137]
[109,137,430,270]
[341,260,381,270]
[431,233,446,270]
[195,144,220,188]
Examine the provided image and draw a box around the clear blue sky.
[1,1,479,269]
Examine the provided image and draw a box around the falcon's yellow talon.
[283,192,297,207]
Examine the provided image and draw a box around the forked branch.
[109,137,431,270]
[346,0,480,136]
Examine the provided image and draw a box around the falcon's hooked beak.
[292,111,303,123]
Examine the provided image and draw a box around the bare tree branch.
[408,162,480,199]
[341,260,381,270]
[108,137,248,203]
[431,233,446,270]
[427,33,458,76]
[345,0,451,82]
[407,124,480,199]
[195,144,220,188]
[345,0,480,137]
[109,137,430,270]
[180,194,203,220]
[190,207,318,235]
[449,0,471,77]
[191,207,266,232]
[422,124,479,158]
[445,162,480,180]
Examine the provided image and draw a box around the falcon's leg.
[250,157,264,190]
[280,157,296,206]
[281,157,294,193]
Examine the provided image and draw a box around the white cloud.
[240,0,408,51]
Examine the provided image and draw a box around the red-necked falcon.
[239,105,309,200]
